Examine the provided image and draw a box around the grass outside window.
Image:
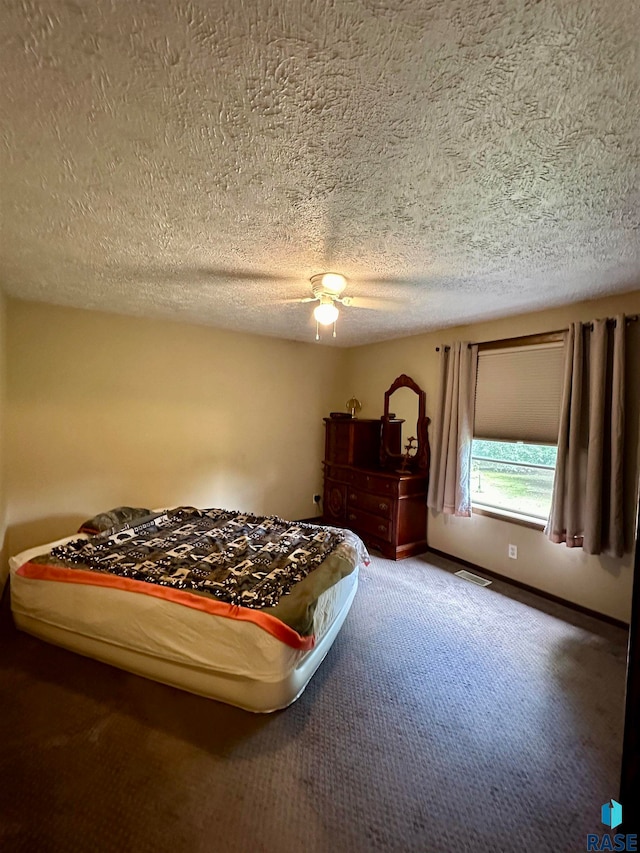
[471,440,557,522]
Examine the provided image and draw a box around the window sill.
[472,504,546,531]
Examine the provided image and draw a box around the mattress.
[10,525,363,712]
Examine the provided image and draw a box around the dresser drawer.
[346,508,392,543]
[347,489,393,519]
[351,470,397,495]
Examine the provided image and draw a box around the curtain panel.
[545,316,626,556]
[427,342,478,516]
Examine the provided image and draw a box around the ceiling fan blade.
[350,276,423,288]
[109,263,300,286]
[342,295,403,311]
[273,296,318,305]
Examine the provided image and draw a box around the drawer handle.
[379,502,389,511]
[348,513,356,521]
[378,524,387,533]
[349,493,357,501]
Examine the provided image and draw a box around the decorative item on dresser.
[323,375,430,560]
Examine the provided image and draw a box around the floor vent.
[454,569,492,587]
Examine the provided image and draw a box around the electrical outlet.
[508,544,517,559]
[313,494,322,506]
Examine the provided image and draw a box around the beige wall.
[6,300,344,558]
[0,293,6,591]
[340,289,640,622]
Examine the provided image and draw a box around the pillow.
[78,506,152,535]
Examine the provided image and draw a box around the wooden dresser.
[323,418,428,560]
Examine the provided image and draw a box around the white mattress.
[10,535,359,712]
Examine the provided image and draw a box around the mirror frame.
[380,373,430,471]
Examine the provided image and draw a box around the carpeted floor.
[0,552,628,853]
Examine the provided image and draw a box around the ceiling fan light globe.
[314,302,339,325]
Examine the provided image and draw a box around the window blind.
[474,342,565,444]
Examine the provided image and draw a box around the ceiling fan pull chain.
[333,320,337,338]
[315,320,320,341]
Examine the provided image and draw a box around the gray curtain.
[427,342,478,516]
[545,316,626,556]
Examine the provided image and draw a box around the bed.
[9,506,368,712]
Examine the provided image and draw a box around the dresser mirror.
[380,374,429,471]
[391,386,419,454]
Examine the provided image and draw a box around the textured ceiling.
[1,0,639,346]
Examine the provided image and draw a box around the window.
[471,440,557,522]
[472,337,565,525]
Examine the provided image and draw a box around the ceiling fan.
[295,272,399,340]
[300,273,349,339]
[110,263,408,341]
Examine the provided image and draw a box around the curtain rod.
[435,315,639,352]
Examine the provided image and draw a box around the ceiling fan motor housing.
[314,289,337,305]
